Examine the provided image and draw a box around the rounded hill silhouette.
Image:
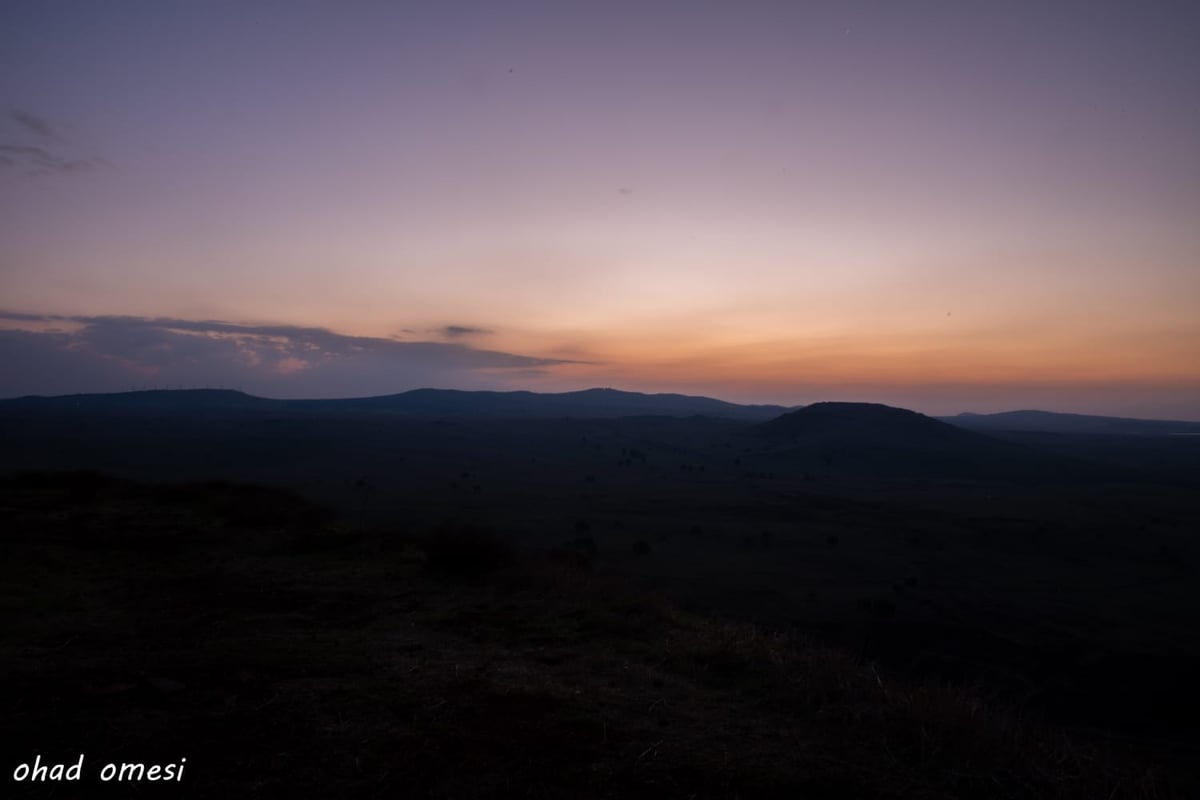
[748,402,1033,478]
[755,402,977,447]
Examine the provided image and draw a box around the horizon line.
[4,385,1199,425]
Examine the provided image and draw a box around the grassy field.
[1,473,1193,797]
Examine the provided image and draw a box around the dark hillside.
[756,402,980,447]
[745,402,1074,480]
[0,474,1184,798]
[944,409,1200,436]
[2,397,1197,770]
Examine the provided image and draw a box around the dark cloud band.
[0,313,579,397]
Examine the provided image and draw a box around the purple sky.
[2,1,1198,417]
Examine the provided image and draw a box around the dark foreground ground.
[0,473,1194,798]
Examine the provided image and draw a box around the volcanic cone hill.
[756,402,976,446]
[745,402,1060,480]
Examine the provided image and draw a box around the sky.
[2,0,1198,417]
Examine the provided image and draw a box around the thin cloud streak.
[1,109,106,175]
[439,325,492,338]
[0,143,104,175]
[10,109,60,141]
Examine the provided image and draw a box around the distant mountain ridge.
[942,410,1200,436]
[0,387,794,421]
[4,389,1197,431]
[0,388,273,410]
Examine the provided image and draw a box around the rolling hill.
[745,401,1075,480]
[0,387,792,421]
[756,402,979,447]
[942,409,1200,436]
